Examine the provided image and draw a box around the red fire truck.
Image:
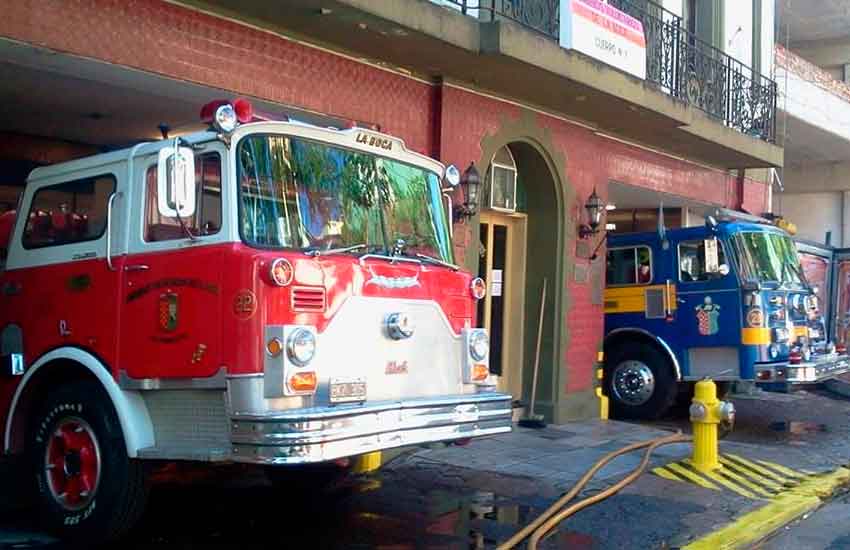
[0,99,511,541]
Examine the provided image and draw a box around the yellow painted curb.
[683,467,850,550]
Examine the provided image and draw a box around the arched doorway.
[476,140,564,421]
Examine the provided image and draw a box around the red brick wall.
[439,85,769,391]
[0,0,770,397]
[0,0,437,157]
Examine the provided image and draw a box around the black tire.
[605,342,678,420]
[27,381,148,544]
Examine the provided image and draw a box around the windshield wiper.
[414,253,459,271]
[305,243,368,257]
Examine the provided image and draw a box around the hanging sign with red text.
[559,0,647,80]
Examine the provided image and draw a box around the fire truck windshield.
[733,231,805,287]
[237,134,453,262]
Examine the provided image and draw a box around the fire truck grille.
[291,287,326,312]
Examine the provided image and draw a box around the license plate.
[329,378,367,404]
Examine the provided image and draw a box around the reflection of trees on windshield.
[237,135,452,262]
[735,232,803,285]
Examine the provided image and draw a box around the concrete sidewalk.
[385,419,850,548]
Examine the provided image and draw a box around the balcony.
[775,44,850,167]
[178,0,783,168]
[441,0,777,144]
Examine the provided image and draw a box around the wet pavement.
[2,385,850,549]
[760,491,850,549]
[0,457,725,549]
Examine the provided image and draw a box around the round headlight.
[269,258,294,286]
[469,331,489,361]
[470,278,487,300]
[214,104,238,133]
[287,328,316,366]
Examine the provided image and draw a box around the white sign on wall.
[559,0,647,80]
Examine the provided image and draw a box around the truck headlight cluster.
[287,328,316,366]
[469,331,489,361]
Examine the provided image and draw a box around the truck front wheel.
[27,381,148,543]
[605,342,677,420]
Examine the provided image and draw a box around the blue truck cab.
[603,215,850,420]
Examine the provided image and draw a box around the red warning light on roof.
[232,98,254,123]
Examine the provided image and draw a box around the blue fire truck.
[603,212,850,420]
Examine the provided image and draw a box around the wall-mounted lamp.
[452,162,481,223]
[578,187,605,239]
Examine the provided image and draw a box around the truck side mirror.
[157,141,196,219]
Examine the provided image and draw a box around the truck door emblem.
[385,360,409,375]
[127,278,218,303]
[695,297,721,336]
[159,293,179,332]
[58,320,71,337]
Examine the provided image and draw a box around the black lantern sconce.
[452,162,482,224]
[578,187,605,239]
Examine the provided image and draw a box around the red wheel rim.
[44,417,101,511]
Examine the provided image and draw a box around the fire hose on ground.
[496,432,691,550]
[497,379,734,550]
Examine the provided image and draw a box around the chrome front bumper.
[229,393,512,465]
[781,354,850,384]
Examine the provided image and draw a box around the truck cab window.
[22,174,116,249]
[145,153,222,242]
[679,239,727,282]
[606,246,652,286]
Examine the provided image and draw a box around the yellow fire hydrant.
[689,378,735,473]
[596,363,609,421]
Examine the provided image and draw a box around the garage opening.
[0,39,352,230]
[606,181,713,235]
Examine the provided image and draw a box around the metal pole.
[528,278,547,419]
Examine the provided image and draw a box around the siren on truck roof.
[200,98,256,133]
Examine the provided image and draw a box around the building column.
[842,191,850,248]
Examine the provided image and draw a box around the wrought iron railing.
[607,0,680,91]
[438,0,560,37]
[609,0,777,142]
[435,0,777,143]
